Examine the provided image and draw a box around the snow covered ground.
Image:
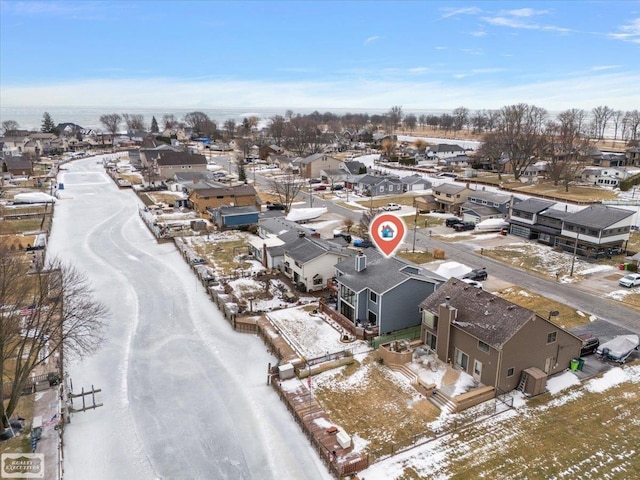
[49,157,332,480]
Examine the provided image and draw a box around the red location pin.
[369,213,407,257]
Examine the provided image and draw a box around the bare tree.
[283,116,326,156]
[162,114,178,130]
[223,119,236,140]
[268,115,286,145]
[403,114,417,132]
[611,110,623,140]
[2,120,20,134]
[387,106,403,134]
[99,113,122,136]
[471,110,488,134]
[591,106,615,140]
[452,106,469,131]
[0,244,108,427]
[622,110,640,141]
[122,113,146,131]
[183,111,216,138]
[267,172,305,212]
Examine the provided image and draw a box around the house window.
[340,285,355,305]
[422,310,437,329]
[507,367,515,377]
[454,348,469,372]
[425,332,437,350]
[547,331,557,344]
[340,302,354,321]
[379,186,384,193]
[313,276,323,286]
[370,291,377,303]
[368,311,377,325]
[478,340,490,354]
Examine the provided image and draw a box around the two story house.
[188,184,259,215]
[333,250,444,335]
[296,153,343,179]
[419,278,582,393]
[401,174,432,192]
[283,233,351,292]
[460,191,517,224]
[432,183,472,214]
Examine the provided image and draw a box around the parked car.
[463,268,488,281]
[330,184,344,191]
[382,203,401,211]
[353,239,373,248]
[577,334,600,356]
[267,203,285,211]
[313,184,327,191]
[619,273,640,288]
[309,178,322,184]
[191,258,207,265]
[453,222,476,232]
[460,278,483,289]
[445,217,463,227]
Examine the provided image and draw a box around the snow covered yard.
[358,362,640,479]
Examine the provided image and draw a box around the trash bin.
[620,263,625,270]
[577,358,585,371]
[570,358,579,371]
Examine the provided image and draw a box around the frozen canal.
[48,157,331,480]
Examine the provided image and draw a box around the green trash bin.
[570,359,579,371]
[577,358,585,371]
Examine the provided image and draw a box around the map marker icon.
[369,213,407,257]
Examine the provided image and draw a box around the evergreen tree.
[150,116,159,133]
[237,160,247,183]
[41,112,56,133]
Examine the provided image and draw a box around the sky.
[1,0,639,111]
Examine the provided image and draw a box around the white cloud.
[590,65,621,71]
[469,30,487,37]
[482,15,539,29]
[438,7,481,20]
[408,67,429,74]
[501,8,549,17]
[609,18,640,44]
[364,36,380,45]
[434,46,448,50]
[2,72,638,111]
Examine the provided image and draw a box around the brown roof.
[156,151,206,166]
[419,278,534,348]
[193,184,257,198]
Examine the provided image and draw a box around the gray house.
[333,249,444,335]
[354,174,403,197]
[401,174,432,192]
[461,191,517,223]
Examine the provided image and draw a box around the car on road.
[445,217,463,227]
[463,268,488,281]
[577,334,600,356]
[453,222,476,232]
[619,273,640,288]
[353,239,373,248]
[267,203,285,211]
[382,203,401,211]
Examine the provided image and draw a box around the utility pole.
[570,232,580,277]
[412,207,418,253]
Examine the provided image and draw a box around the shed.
[520,367,547,396]
[211,205,259,230]
[278,363,295,380]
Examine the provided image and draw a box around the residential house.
[401,174,432,192]
[461,191,516,223]
[432,183,472,214]
[519,162,548,183]
[627,147,640,167]
[152,151,208,180]
[342,160,366,176]
[321,168,349,185]
[269,154,300,173]
[588,148,627,168]
[188,184,259,215]
[249,218,318,270]
[333,249,444,335]
[419,278,582,393]
[1,136,29,155]
[353,174,403,197]
[372,133,396,147]
[440,155,471,170]
[282,233,351,292]
[259,144,285,160]
[427,143,465,160]
[296,153,343,179]
[580,166,640,188]
[1,157,33,177]
[413,194,439,213]
[509,200,634,255]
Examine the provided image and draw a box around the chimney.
[355,251,366,272]
[435,297,456,363]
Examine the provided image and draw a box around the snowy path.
[48,158,331,479]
